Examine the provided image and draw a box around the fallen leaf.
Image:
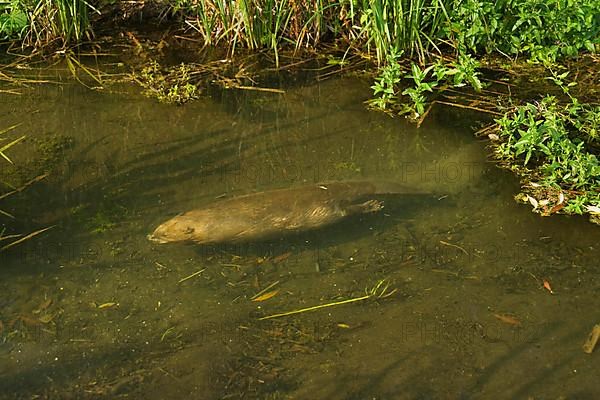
[272,252,292,264]
[38,314,55,324]
[252,290,279,302]
[14,315,41,327]
[585,205,600,214]
[494,313,521,326]
[550,202,566,214]
[542,279,554,294]
[33,298,53,315]
[527,195,539,209]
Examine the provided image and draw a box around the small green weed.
[136,61,200,104]
[369,53,483,118]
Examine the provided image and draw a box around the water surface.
[1,69,599,399]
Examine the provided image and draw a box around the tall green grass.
[29,0,91,46]
[172,0,450,64]
[2,0,597,62]
[174,0,333,64]
[172,0,599,65]
[349,0,449,63]
[0,0,92,47]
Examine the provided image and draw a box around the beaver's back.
[149,180,423,245]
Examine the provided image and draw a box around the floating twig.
[234,85,285,94]
[0,135,26,164]
[432,100,503,116]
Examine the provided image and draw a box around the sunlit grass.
[174,0,450,65]
[0,0,93,47]
[34,0,91,45]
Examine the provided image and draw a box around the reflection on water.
[0,72,599,399]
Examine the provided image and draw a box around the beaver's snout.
[147,233,168,244]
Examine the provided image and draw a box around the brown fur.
[148,181,420,245]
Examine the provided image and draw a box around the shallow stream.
[0,68,599,399]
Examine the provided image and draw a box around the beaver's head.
[147,216,207,244]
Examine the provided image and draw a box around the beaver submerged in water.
[148,181,427,245]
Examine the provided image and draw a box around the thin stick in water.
[178,268,206,284]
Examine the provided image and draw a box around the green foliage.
[444,0,600,62]
[370,53,483,118]
[33,0,92,45]
[167,0,599,66]
[169,0,335,65]
[168,0,452,65]
[494,72,600,219]
[137,60,200,104]
[402,62,438,116]
[0,0,92,47]
[0,0,28,39]
[3,0,598,65]
[353,0,449,63]
[369,49,404,110]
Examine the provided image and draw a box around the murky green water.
[1,69,599,399]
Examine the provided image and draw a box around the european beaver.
[148,181,426,245]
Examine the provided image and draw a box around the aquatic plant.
[0,0,596,63]
[135,60,200,104]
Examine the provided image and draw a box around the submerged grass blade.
[0,226,54,252]
[0,135,26,164]
[258,294,371,320]
[259,279,396,320]
[0,209,15,218]
[0,124,22,136]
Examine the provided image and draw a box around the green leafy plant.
[0,0,93,47]
[369,49,404,110]
[136,60,200,104]
[0,0,28,39]
[370,53,483,118]
[443,0,600,62]
[492,71,600,221]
